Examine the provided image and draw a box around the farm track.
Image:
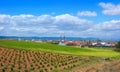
[72,60,120,72]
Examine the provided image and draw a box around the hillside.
[0,39,120,57]
[0,39,120,72]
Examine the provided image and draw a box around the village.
[33,37,117,48]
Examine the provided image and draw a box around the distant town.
[15,37,117,48]
[0,36,118,48]
[36,39,117,48]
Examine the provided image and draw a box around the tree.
[115,41,120,52]
[116,41,120,48]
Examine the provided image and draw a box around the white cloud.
[0,14,11,24]
[85,20,120,38]
[54,14,93,30]
[0,14,120,39]
[0,14,93,36]
[0,26,4,30]
[96,20,120,31]
[99,2,120,15]
[77,11,97,16]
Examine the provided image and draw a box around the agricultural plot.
[0,40,120,72]
[0,47,97,72]
[0,40,120,57]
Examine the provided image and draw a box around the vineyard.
[0,47,98,72]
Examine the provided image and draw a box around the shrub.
[73,64,76,67]
[30,67,34,71]
[40,70,43,72]
[11,68,13,71]
[44,68,47,71]
[2,69,5,72]
[50,67,53,70]
[52,69,59,72]
[25,69,28,72]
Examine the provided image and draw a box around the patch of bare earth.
[71,60,120,72]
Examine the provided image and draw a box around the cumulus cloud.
[95,20,120,31]
[99,2,120,15]
[0,14,12,24]
[0,26,4,30]
[54,14,93,30]
[85,20,120,39]
[77,11,97,16]
[0,14,93,36]
[0,14,120,39]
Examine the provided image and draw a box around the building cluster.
[58,40,117,47]
[18,36,117,48]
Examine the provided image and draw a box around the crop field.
[0,39,120,72]
[0,39,120,57]
[0,47,98,72]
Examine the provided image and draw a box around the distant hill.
[0,36,97,41]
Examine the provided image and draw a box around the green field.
[0,39,120,57]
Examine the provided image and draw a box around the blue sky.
[0,0,120,40]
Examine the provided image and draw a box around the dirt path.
[71,60,120,72]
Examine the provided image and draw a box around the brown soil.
[0,47,90,72]
[71,60,120,72]
[1,47,120,72]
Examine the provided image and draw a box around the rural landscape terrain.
[0,39,120,72]
[0,0,120,72]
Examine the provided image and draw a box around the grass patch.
[0,39,120,57]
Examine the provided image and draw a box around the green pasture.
[0,39,120,57]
